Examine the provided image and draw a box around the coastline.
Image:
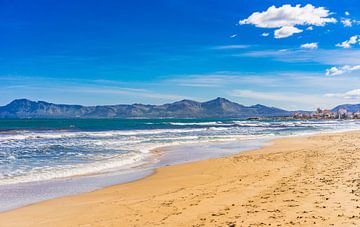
[0,137,268,212]
[2,131,360,226]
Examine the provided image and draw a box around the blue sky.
[0,0,360,110]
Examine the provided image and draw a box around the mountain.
[0,97,291,119]
[332,104,360,113]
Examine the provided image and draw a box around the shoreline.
[2,130,360,226]
[0,137,269,213]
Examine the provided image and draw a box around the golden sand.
[1,131,360,226]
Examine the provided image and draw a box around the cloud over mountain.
[325,89,360,99]
[326,65,360,76]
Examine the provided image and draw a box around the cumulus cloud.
[340,19,360,27]
[326,65,360,76]
[300,42,318,49]
[261,32,269,37]
[336,35,360,48]
[341,18,352,27]
[345,11,350,16]
[274,26,303,39]
[239,4,337,38]
[230,34,237,38]
[306,26,314,30]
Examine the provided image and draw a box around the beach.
[1,131,360,226]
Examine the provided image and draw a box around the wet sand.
[1,131,360,226]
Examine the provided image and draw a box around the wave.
[1,119,360,185]
[168,121,233,126]
[168,120,321,128]
[0,128,220,142]
[0,133,263,185]
[0,151,147,185]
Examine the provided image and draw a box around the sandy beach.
[1,131,360,226]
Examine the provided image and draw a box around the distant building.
[292,107,360,120]
[337,108,348,119]
[354,111,360,119]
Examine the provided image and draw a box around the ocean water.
[1,118,360,211]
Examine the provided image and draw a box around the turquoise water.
[1,118,360,185]
[0,118,258,131]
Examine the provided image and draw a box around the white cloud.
[326,65,360,76]
[325,89,360,99]
[341,18,352,27]
[274,26,303,39]
[345,11,350,16]
[261,32,269,37]
[300,42,318,49]
[340,19,360,27]
[230,34,237,38]
[239,4,336,38]
[336,35,360,48]
[212,45,249,50]
[306,26,314,30]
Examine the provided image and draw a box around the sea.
[1,118,360,211]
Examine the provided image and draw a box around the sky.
[0,0,360,110]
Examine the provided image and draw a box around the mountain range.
[1,98,359,119]
[0,98,291,119]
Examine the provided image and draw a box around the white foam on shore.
[0,152,146,185]
[0,133,267,186]
[0,137,270,212]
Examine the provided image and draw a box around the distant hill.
[332,104,360,113]
[0,97,291,119]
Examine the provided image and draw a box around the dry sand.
[1,131,360,226]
